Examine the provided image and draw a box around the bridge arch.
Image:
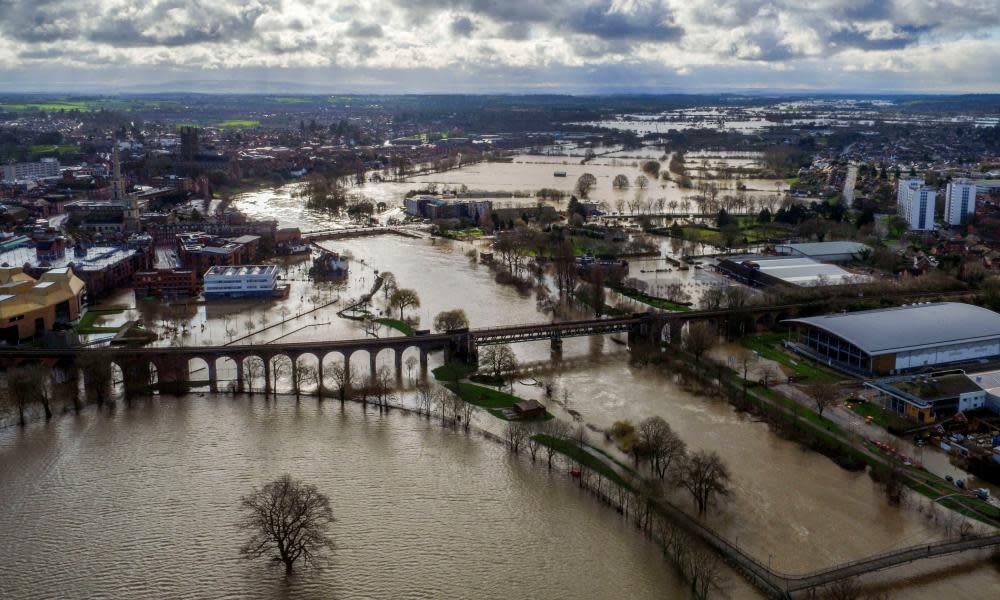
[293,352,321,394]
[188,357,211,391]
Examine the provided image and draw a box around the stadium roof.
[736,255,867,286]
[785,302,1000,356]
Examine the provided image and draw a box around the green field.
[30,144,78,156]
[74,309,125,334]
[444,381,553,421]
[741,333,842,383]
[531,434,632,488]
[612,285,691,311]
[375,318,416,336]
[1,98,183,113]
[218,119,260,128]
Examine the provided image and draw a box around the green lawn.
[441,228,484,241]
[218,119,260,128]
[741,333,842,383]
[613,285,692,311]
[75,309,125,334]
[444,381,553,421]
[849,401,914,432]
[375,318,415,336]
[30,144,78,156]
[532,434,632,488]
[431,362,476,382]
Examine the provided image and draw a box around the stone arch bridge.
[0,304,809,395]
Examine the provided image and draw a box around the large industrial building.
[716,255,867,287]
[786,303,1000,375]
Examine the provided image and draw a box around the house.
[512,399,546,419]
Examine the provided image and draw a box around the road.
[842,163,858,205]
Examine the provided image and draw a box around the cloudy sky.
[1,0,1000,94]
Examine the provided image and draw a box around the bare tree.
[238,474,335,575]
[541,420,570,469]
[379,271,397,300]
[415,381,435,416]
[405,356,419,382]
[808,381,840,418]
[293,363,318,396]
[683,322,716,363]
[505,421,530,453]
[758,363,779,389]
[638,416,687,480]
[478,344,517,380]
[244,357,265,394]
[329,364,354,402]
[679,450,732,516]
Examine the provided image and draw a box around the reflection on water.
[0,397,687,599]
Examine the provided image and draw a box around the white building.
[944,179,977,226]
[2,158,61,182]
[203,265,278,299]
[897,178,936,231]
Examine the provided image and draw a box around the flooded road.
[0,397,687,599]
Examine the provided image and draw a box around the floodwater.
[0,397,687,599]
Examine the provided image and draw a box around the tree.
[433,309,469,332]
[326,363,350,401]
[238,475,335,575]
[575,173,597,198]
[541,421,570,469]
[505,421,530,453]
[634,174,649,190]
[612,174,630,189]
[679,450,732,516]
[638,416,687,480]
[388,288,420,320]
[808,381,840,417]
[380,271,397,300]
[683,322,716,363]
[479,344,517,380]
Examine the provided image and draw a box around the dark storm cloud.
[450,16,475,37]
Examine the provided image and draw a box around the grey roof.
[732,255,867,286]
[776,241,869,257]
[785,302,1000,356]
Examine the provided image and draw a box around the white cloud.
[0,0,998,91]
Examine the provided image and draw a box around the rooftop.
[733,255,867,286]
[775,241,870,258]
[0,245,137,272]
[204,265,277,277]
[786,302,1000,356]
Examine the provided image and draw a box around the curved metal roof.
[784,302,1000,356]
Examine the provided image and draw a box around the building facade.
[897,178,936,231]
[944,179,977,226]
[203,265,278,299]
[1,158,61,182]
[786,303,1000,375]
[0,266,85,344]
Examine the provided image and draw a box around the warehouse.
[716,255,867,287]
[773,241,870,262]
[785,302,1000,375]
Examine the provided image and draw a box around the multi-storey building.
[944,179,977,226]
[1,158,61,182]
[897,178,936,231]
[203,265,278,299]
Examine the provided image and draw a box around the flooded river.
[0,397,686,599]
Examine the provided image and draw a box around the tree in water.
[574,173,597,198]
[388,288,420,320]
[433,309,469,332]
[239,474,335,575]
[679,450,732,516]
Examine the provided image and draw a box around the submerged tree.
[388,288,420,320]
[679,450,732,516]
[238,474,335,575]
[433,309,469,332]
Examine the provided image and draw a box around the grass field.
[444,381,553,421]
[612,285,691,311]
[30,144,78,156]
[531,434,632,488]
[741,333,842,383]
[218,119,260,128]
[74,309,125,334]
[375,318,416,336]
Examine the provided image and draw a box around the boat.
[553,170,567,177]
